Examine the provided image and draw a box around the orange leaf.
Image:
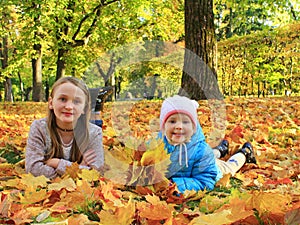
[0,192,10,217]
[67,214,91,225]
[246,191,292,215]
[137,195,174,220]
[63,163,80,179]
[98,197,135,225]
[101,180,123,203]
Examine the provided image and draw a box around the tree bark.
[1,36,13,102]
[31,3,44,102]
[17,72,24,101]
[56,48,66,80]
[179,0,222,100]
[4,77,13,102]
[32,43,43,101]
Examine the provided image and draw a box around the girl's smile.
[164,113,195,144]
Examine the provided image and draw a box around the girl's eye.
[73,100,80,104]
[60,97,67,102]
[183,120,191,124]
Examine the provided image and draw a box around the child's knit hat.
[160,95,199,130]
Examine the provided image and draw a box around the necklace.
[61,138,73,148]
[57,125,73,132]
[59,133,74,147]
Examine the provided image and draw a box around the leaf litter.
[0,97,299,224]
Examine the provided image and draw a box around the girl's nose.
[175,122,183,129]
[65,100,74,109]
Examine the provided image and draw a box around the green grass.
[0,144,24,164]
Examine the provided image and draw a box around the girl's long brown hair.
[46,76,91,163]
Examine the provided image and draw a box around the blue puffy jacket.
[159,122,222,193]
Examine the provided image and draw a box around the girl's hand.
[45,158,60,169]
[81,149,97,167]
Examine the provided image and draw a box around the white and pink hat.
[160,95,199,130]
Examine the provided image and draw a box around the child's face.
[49,82,86,128]
[164,113,195,144]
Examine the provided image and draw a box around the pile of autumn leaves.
[0,97,300,225]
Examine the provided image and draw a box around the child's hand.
[81,149,97,167]
[45,158,60,169]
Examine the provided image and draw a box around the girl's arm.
[25,119,58,179]
[84,124,104,171]
[45,158,60,168]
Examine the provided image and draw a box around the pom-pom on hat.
[160,95,199,130]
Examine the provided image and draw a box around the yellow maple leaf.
[215,173,231,188]
[20,173,49,189]
[19,187,49,204]
[67,213,91,225]
[75,180,96,201]
[246,190,292,215]
[78,168,100,182]
[140,139,169,166]
[98,197,135,225]
[48,178,76,192]
[103,150,130,185]
[220,197,254,222]
[4,177,23,190]
[199,194,227,213]
[104,126,117,137]
[0,163,14,170]
[189,209,233,225]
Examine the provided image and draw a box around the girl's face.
[164,113,195,145]
[49,82,86,129]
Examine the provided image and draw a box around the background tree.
[214,0,300,40]
[29,2,43,102]
[179,0,222,100]
[0,5,17,102]
[0,0,298,101]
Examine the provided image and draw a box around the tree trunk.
[1,36,13,102]
[4,77,13,102]
[17,72,24,101]
[32,43,44,101]
[31,3,44,101]
[179,0,222,100]
[56,48,66,80]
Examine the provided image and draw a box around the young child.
[25,77,104,179]
[213,139,256,177]
[159,95,256,193]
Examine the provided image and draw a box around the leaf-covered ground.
[0,97,299,225]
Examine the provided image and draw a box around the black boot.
[214,139,229,158]
[236,142,256,164]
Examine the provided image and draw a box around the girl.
[159,95,256,193]
[25,77,104,179]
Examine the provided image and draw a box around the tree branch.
[72,0,119,46]
[95,61,107,79]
